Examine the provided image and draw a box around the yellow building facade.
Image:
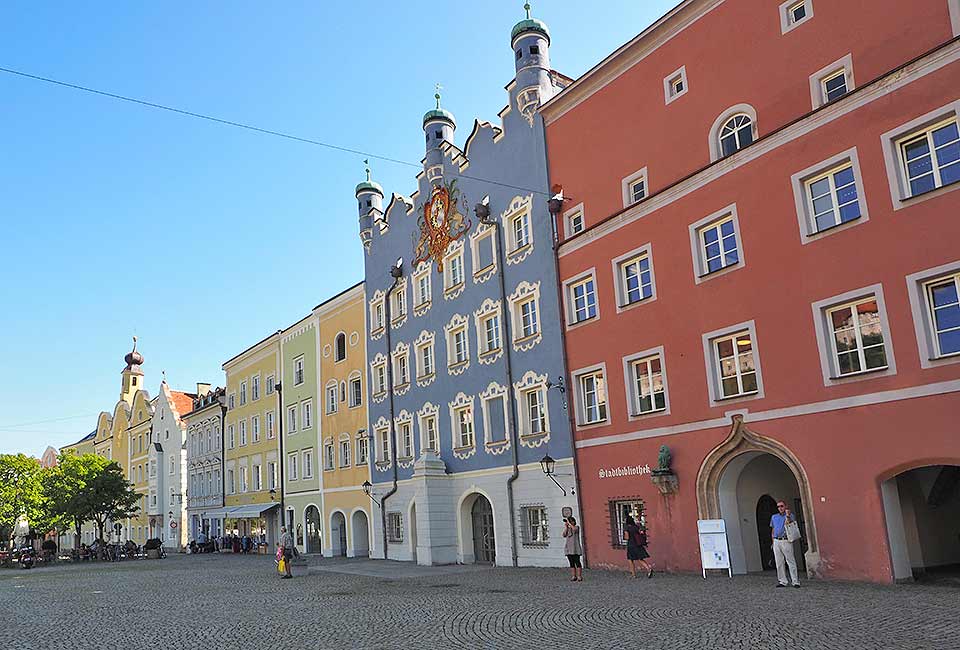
[316,283,372,558]
[222,332,281,548]
[59,430,97,549]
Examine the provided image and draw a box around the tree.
[43,452,108,551]
[0,454,46,547]
[82,460,141,547]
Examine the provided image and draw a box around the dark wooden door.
[471,496,495,564]
[756,494,778,571]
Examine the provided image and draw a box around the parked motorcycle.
[18,547,35,570]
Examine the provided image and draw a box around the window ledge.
[714,391,760,403]
[444,282,465,295]
[415,300,432,310]
[448,361,469,371]
[486,439,510,448]
[566,314,598,330]
[473,263,496,277]
[520,430,549,440]
[417,372,436,382]
[453,444,476,453]
[628,408,668,420]
[514,333,540,345]
[806,216,863,237]
[393,382,410,392]
[371,327,385,337]
[508,243,532,257]
[396,456,413,463]
[375,461,391,471]
[577,419,609,431]
[521,542,550,549]
[479,349,502,359]
[828,365,890,381]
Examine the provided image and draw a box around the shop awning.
[187,508,229,520]
[222,503,279,520]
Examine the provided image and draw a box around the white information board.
[697,519,732,578]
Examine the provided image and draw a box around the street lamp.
[539,454,568,496]
[362,481,381,507]
[269,488,277,501]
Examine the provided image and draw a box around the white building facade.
[184,385,227,543]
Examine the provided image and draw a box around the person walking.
[623,514,653,578]
[278,526,294,579]
[771,500,800,588]
[562,516,583,582]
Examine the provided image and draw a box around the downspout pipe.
[380,261,403,559]
[546,188,590,568]
[476,203,520,567]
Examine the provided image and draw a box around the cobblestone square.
[1,554,958,649]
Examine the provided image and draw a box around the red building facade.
[542,0,960,582]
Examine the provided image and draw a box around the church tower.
[511,2,555,125]
[120,336,144,406]
[422,87,456,184]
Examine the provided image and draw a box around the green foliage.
[0,454,46,542]
[83,460,141,541]
[43,452,111,547]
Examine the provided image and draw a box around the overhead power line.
[0,65,552,197]
[0,413,101,429]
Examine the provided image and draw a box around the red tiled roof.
[168,390,197,418]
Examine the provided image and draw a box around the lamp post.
[275,379,286,532]
[539,454,571,496]
[362,481,382,507]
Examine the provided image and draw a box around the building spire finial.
[132,335,138,353]
[364,158,371,181]
[435,83,443,109]
[524,2,531,19]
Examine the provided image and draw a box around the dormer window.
[529,45,539,55]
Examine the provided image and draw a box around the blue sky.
[0,1,675,456]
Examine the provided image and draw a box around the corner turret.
[511,2,554,125]
[356,161,384,250]
[424,86,455,183]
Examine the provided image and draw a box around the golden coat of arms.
[412,179,471,271]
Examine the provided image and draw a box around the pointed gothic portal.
[696,415,819,577]
[471,495,496,564]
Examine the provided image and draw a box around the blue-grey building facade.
[357,9,578,567]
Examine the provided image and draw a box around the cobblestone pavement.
[1,554,958,650]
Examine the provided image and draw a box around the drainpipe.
[379,260,404,559]
[220,395,227,538]
[476,201,520,567]
[546,185,590,568]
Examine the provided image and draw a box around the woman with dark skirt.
[623,514,653,578]
[562,516,583,582]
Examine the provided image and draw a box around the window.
[239,382,247,406]
[288,454,298,480]
[393,345,410,387]
[398,421,413,459]
[827,298,888,376]
[387,513,403,542]
[480,385,508,443]
[228,393,235,410]
[482,314,501,353]
[519,298,539,339]
[416,336,435,380]
[516,48,522,60]
[714,332,758,399]
[302,449,313,479]
[529,45,539,55]
[251,415,260,443]
[453,329,467,365]
[926,273,960,358]
[373,360,387,396]
[323,381,337,414]
[421,414,438,453]
[251,375,260,401]
[266,375,275,395]
[294,356,305,386]
[629,178,646,204]
[252,464,262,491]
[615,250,654,307]
[239,419,247,446]
[564,204,584,237]
[445,316,470,371]
[805,164,861,233]
[779,0,813,33]
[690,205,743,281]
[512,213,530,250]
[503,195,535,262]
[266,410,275,439]
[335,333,346,362]
[268,462,277,490]
[227,424,235,449]
[415,270,431,309]
[301,400,313,429]
[565,272,598,325]
[377,426,391,463]
[521,506,549,545]
[370,293,386,335]
[576,368,608,425]
[470,228,497,281]
[239,467,248,492]
[287,405,297,433]
[663,65,687,105]
[340,439,351,468]
[898,118,960,198]
[454,406,474,449]
[391,284,407,322]
[610,500,645,546]
[349,374,363,407]
[524,387,547,435]
[444,250,465,293]
[169,455,175,475]
[628,352,667,415]
[356,435,369,465]
[718,114,754,157]
[821,70,847,103]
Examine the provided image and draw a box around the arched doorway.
[330,511,347,557]
[409,502,418,563]
[305,506,322,554]
[697,416,818,576]
[350,510,369,558]
[471,496,496,564]
[881,464,960,581]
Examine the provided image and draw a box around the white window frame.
[293,356,305,386]
[622,345,670,420]
[395,413,414,460]
[562,268,599,328]
[348,371,363,408]
[228,393,236,410]
[239,381,247,406]
[340,436,352,468]
[418,402,440,454]
[265,410,275,439]
[508,281,542,350]
[375,423,391,464]
[414,330,436,384]
[688,203,745,283]
[709,104,758,162]
[701,320,765,407]
[387,512,403,543]
[369,291,386,337]
[266,375,275,395]
[663,65,687,105]
[412,262,432,314]
[907,261,960,369]
[611,243,657,312]
[621,167,648,209]
[473,299,503,363]
[227,424,235,449]
[881,102,960,210]
[571,363,609,428]
[812,285,896,385]
[563,202,585,238]
[444,314,470,374]
[239,419,247,446]
[251,414,260,443]
[286,405,298,433]
[502,194,535,264]
[371,354,388,398]
[779,0,813,34]
[252,464,262,491]
[521,505,549,545]
[288,453,298,481]
[790,147,869,243]
[513,371,551,439]
[391,278,408,325]
[392,343,410,389]
[301,399,313,430]
[449,393,476,452]
[442,243,466,298]
[469,225,498,283]
[809,54,854,109]
[251,374,260,401]
[302,448,313,479]
[356,434,369,466]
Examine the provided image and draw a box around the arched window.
[718,114,754,158]
[335,333,346,362]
